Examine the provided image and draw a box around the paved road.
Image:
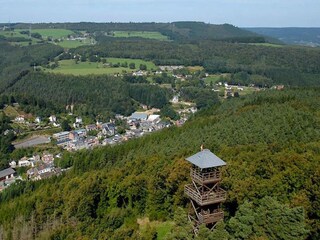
[14,136,51,149]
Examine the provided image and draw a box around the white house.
[35,117,41,123]
[75,117,83,124]
[18,159,32,167]
[9,161,16,168]
[14,116,25,123]
[49,115,57,123]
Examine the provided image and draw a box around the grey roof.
[0,168,15,179]
[186,149,226,169]
[130,112,148,120]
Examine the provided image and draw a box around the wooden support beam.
[190,200,200,220]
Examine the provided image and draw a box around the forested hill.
[11,21,264,42]
[0,88,319,239]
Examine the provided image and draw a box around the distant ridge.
[6,21,267,43]
[246,27,320,46]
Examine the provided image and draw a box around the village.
[0,65,275,193]
[0,102,198,192]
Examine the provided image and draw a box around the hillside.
[0,88,319,239]
[246,27,320,47]
[10,22,264,43]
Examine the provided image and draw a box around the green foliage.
[165,207,193,240]
[180,87,219,109]
[6,72,172,116]
[228,197,309,240]
[160,105,180,121]
[61,120,71,131]
[0,86,318,239]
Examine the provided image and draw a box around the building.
[42,153,54,164]
[9,161,16,168]
[129,112,148,121]
[53,131,70,142]
[0,168,16,183]
[75,116,83,124]
[35,117,41,123]
[49,115,57,123]
[18,159,32,167]
[147,114,160,123]
[101,123,116,136]
[184,148,227,234]
[69,129,87,140]
[86,124,97,132]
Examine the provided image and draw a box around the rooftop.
[186,149,226,169]
[130,112,148,120]
[0,168,15,179]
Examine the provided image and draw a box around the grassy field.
[3,106,20,118]
[27,29,75,39]
[56,39,93,48]
[204,73,231,84]
[0,30,27,39]
[107,57,157,70]
[247,43,284,48]
[46,58,157,75]
[187,66,204,72]
[113,31,168,41]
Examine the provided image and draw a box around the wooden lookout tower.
[184,148,227,232]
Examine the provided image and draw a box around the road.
[14,136,51,149]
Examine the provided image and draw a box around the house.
[53,131,70,142]
[0,168,15,183]
[69,129,86,140]
[49,115,57,123]
[14,115,25,123]
[42,153,54,164]
[35,117,41,123]
[9,161,16,168]
[147,114,160,123]
[129,112,148,121]
[101,123,116,136]
[86,124,97,132]
[18,159,32,167]
[171,95,179,103]
[75,116,83,124]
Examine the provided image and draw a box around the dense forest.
[5,72,172,117]
[0,88,319,239]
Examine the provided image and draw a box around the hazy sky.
[0,0,319,27]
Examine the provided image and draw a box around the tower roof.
[186,149,226,169]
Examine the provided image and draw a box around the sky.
[0,0,319,27]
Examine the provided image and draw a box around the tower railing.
[184,184,227,206]
[198,209,224,224]
[190,168,221,184]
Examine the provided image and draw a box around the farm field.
[0,30,27,39]
[45,58,157,75]
[247,42,284,47]
[113,31,169,40]
[204,73,231,84]
[56,39,93,48]
[26,28,75,39]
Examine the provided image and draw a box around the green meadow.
[57,39,93,48]
[46,58,157,76]
[113,31,169,40]
[247,42,284,47]
[204,73,231,84]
